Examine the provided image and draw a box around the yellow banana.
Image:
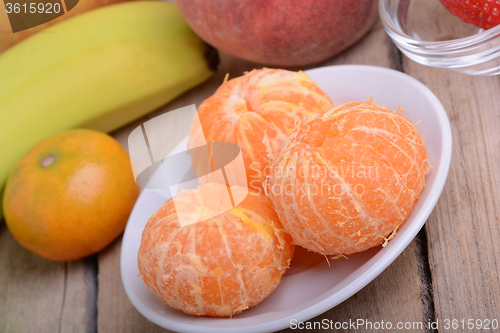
[0,1,218,218]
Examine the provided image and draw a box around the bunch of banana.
[0,1,218,218]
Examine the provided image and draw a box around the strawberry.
[439,0,500,30]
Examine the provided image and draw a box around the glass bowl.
[380,0,500,75]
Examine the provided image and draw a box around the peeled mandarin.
[188,68,333,194]
[266,100,428,256]
[137,183,294,317]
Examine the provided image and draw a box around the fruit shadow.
[285,244,382,276]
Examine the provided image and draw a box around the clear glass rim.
[379,0,500,51]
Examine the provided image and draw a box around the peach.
[174,0,378,66]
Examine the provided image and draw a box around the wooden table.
[1,16,499,333]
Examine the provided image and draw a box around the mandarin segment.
[267,100,427,256]
[188,69,333,194]
[138,183,294,317]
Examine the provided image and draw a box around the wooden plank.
[97,237,167,333]
[60,258,96,333]
[403,61,500,323]
[324,21,398,68]
[0,220,89,333]
[399,0,500,324]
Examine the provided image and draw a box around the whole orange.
[3,129,139,261]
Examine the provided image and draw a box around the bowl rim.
[120,64,453,333]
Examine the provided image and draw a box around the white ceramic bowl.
[121,65,452,333]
